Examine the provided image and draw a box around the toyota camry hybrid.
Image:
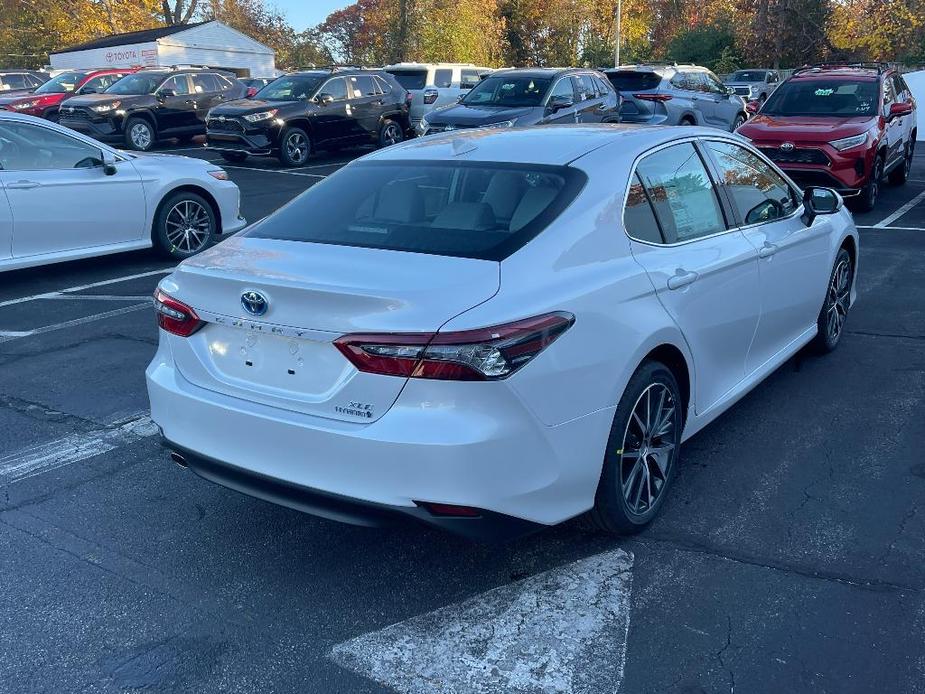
[147,124,858,540]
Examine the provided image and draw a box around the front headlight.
[243,109,278,123]
[11,100,39,110]
[90,101,120,113]
[481,120,515,129]
[749,85,760,94]
[830,132,868,151]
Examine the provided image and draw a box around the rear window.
[246,161,586,261]
[388,70,427,91]
[606,71,661,92]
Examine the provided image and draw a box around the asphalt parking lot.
[1,138,923,694]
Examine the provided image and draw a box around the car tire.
[679,116,695,126]
[153,191,217,260]
[44,110,59,123]
[731,113,746,131]
[811,247,853,354]
[220,151,248,163]
[125,117,155,151]
[888,141,913,185]
[378,119,404,148]
[585,360,684,535]
[278,126,311,167]
[856,153,884,212]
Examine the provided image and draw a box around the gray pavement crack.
[0,392,104,429]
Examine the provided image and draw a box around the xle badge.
[336,401,374,419]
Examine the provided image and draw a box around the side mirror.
[801,187,841,225]
[727,86,737,95]
[101,149,118,176]
[745,99,760,114]
[889,101,913,119]
[316,93,334,105]
[548,94,574,113]
[457,94,465,102]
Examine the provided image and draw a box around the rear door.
[190,73,224,125]
[0,121,145,257]
[0,184,11,262]
[346,75,384,140]
[575,73,606,123]
[624,140,761,414]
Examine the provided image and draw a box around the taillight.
[423,88,438,105]
[334,312,574,381]
[634,93,672,102]
[154,290,203,337]
[246,86,257,98]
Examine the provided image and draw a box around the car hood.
[427,104,537,126]
[738,113,877,143]
[64,93,150,109]
[209,98,303,116]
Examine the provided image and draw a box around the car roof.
[790,66,883,81]
[363,124,717,166]
[490,67,588,78]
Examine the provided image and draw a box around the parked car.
[384,62,492,128]
[417,68,619,135]
[148,124,857,541]
[0,112,245,272]
[205,68,411,167]
[737,63,917,211]
[0,71,46,97]
[241,77,275,98]
[58,66,247,151]
[604,64,747,130]
[724,69,780,103]
[0,68,137,122]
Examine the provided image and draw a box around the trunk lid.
[162,237,500,423]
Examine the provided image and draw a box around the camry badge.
[241,290,268,317]
[780,142,795,152]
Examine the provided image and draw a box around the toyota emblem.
[241,290,268,317]
[217,115,226,122]
[780,142,795,152]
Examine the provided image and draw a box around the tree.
[161,0,199,25]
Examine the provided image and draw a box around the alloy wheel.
[285,132,308,164]
[130,122,152,150]
[164,200,211,254]
[382,123,402,146]
[619,383,678,516]
[869,158,883,205]
[826,257,851,343]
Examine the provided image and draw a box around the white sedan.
[0,112,245,272]
[147,124,858,540]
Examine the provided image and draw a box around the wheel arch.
[642,343,691,426]
[283,118,314,139]
[151,184,222,243]
[126,110,157,132]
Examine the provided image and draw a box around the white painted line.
[0,303,151,343]
[0,268,171,308]
[872,189,925,227]
[331,548,634,694]
[857,225,925,231]
[221,164,327,178]
[36,294,154,302]
[0,413,157,484]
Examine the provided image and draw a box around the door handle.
[6,180,40,189]
[758,242,779,259]
[667,269,699,290]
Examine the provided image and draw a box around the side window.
[1,74,28,90]
[433,68,453,89]
[892,74,907,101]
[374,75,392,94]
[352,75,378,97]
[191,73,219,94]
[79,75,107,94]
[704,72,726,94]
[29,74,44,87]
[882,78,895,115]
[635,142,726,243]
[549,77,575,102]
[460,69,481,89]
[215,75,235,90]
[161,75,191,95]
[624,173,664,243]
[705,140,797,225]
[670,71,692,91]
[321,78,347,101]
[0,122,104,171]
[580,74,598,99]
[594,75,614,95]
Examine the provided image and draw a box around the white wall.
[50,42,158,70]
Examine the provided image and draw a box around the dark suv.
[737,63,917,211]
[59,67,246,151]
[206,68,411,166]
[418,67,619,135]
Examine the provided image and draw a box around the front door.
[312,77,352,144]
[541,76,580,124]
[702,139,832,372]
[0,121,145,257]
[626,141,761,414]
[0,185,11,262]
[881,77,905,168]
[155,75,197,132]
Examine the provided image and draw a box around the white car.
[0,112,245,272]
[384,62,492,129]
[147,125,858,540]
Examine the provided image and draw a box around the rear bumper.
[146,337,612,537]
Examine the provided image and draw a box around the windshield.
[245,160,586,261]
[105,73,164,95]
[461,74,552,108]
[388,70,427,91]
[761,79,879,117]
[34,72,87,94]
[730,71,768,82]
[256,75,324,101]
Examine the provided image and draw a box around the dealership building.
[49,21,275,77]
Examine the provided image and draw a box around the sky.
[277,0,351,31]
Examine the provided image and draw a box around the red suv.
[0,68,137,122]
[737,64,916,211]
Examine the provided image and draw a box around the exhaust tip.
[170,451,188,468]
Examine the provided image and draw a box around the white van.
[383,62,493,127]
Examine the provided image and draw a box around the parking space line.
[871,189,925,228]
[38,294,153,302]
[332,548,634,694]
[857,225,925,231]
[0,269,171,308]
[221,165,327,178]
[0,413,156,485]
[0,303,151,343]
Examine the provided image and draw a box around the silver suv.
[724,69,780,104]
[603,64,747,131]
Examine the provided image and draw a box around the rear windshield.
[762,79,879,117]
[606,71,661,92]
[246,160,586,261]
[387,70,427,91]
